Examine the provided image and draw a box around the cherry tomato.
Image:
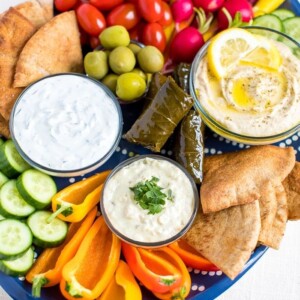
[138,0,163,23]
[158,1,173,27]
[79,27,89,45]
[89,0,124,10]
[76,4,106,36]
[89,35,100,49]
[107,3,140,30]
[55,0,78,11]
[129,21,146,41]
[142,22,167,52]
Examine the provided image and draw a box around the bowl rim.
[190,26,300,142]
[10,72,123,176]
[100,154,199,248]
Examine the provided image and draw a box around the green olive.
[101,74,119,93]
[116,73,147,101]
[84,51,108,80]
[128,43,142,56]
[109,46,136,74]
[99,25,130,49]
[131,68,146,81]
[137,46,164,73]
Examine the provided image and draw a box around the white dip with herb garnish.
[102,157,195,243]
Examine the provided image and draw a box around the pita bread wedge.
[0,114,10,139]
[13,11,83,88]
[37,0,54,22]
[0,87,24,121]
[184,201,261,280]
[283,162,300,220]
[201,145,295,213]
[258,182,287,249]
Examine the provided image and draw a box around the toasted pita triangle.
[201,146,295,213]
[13,11,83,88]
[283,162,300,220]
[37,0,53,22]
[258,182,287,249]
[184,201,261,280]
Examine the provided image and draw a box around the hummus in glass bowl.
[190,27,300,145]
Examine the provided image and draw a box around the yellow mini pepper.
[253,0,286,17]
[49,171,110,223]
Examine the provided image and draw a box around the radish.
[171,0,194,23]
[170,27,204,63]
[217,0,253,30]
[193,0,225,12]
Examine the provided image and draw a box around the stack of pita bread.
[184,145,300,279]
[0,0,83,138]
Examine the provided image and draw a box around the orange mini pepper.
[60,216,121,299]
[98,260,142,300]
[169,239,219,271]
[50,171,110,223]
[152,246,191,300]
[121,242,182,294]
[26,207,97,298]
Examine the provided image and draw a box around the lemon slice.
[239,40,282,71]
[207,28,260,79]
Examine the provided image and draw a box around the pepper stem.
[32,276,49,298]
[47,203,71,223]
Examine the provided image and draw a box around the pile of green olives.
[84,25,164,102]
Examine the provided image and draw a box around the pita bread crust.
[184,201,261,280]
[283,162,300,220]
[258,182,287,249]
[13,11,83,88]
[201,145,295,213]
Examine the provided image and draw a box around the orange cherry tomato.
[76,3,106,36]
[54,0,78,12]
[107,3,140,30]
[89,0,124,10]
[158,1,173,27]
[137,0,163,23]
[142,22,167,52]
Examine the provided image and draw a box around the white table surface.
[0,0,299,299]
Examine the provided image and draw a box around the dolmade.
[174,110,205,184]
[124,76,194,152]
[173,63,191,93]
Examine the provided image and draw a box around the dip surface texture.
[12,74,120,171]
[195,40,300,137]
[103,157,195,243]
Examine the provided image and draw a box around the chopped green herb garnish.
[130,177,173,215]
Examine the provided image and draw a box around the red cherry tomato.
[142,22,166,53]
[55,0,78,11]
[79,27,89,45]
[89,35,100,49]
[107,3,140,30]
[138,0,163,23]
[88,0,124,10]
[76,4,106,36]
[158,1,173,27]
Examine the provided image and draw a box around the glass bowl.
[100,154,199,248]
[190,26,300,145]
[10,73,123,177]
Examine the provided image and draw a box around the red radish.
[171,0,194,23]
[170,27,204,63]
[193,0,225,12]
[217,0,253,30]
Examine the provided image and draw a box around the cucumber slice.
[0,138,4,146]
[0,247,34,276]
[27,211,68,248]
[283,17,300,46]
[272,9,295,20]
[0,171,9,188]
[0,180,35,219]
[17,169,57,210]
[0,214,5,221]
[252,15,284,40]
[0,140,31,178]
[0,219,32,260]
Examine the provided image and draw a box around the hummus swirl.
[195,42,300,137]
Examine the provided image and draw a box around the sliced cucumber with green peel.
[17,169,57,210]
[0,171,9,188]
[0,138,4,146]
[0,247,34,276]
[282,17,300,47]
[0,180,35,219]
[0,140,31,178]
[272,9,295,20]
[0,214,5,221]
[27,211,68,248]
[0,219,32,260]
